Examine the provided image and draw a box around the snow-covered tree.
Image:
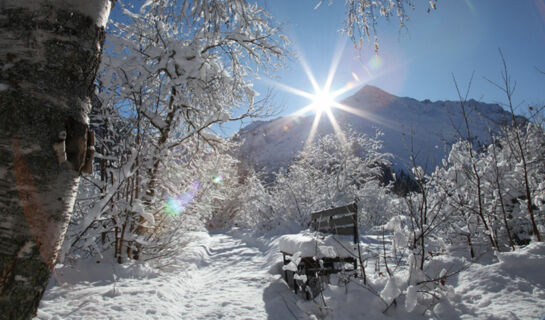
[64,0,287,263]
[409,122,545,259]
[316,0,437,50]
[268,129,392,227]
[100,0,286,211]
[493,61,543,242]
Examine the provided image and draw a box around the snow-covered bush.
[431,123,545,256]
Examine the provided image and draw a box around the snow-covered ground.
[35,229,545,320]
[35,230,300,320]
[456,243,545,320]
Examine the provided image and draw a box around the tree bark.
[0,2,110,318]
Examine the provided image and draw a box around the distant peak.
[358,85,394,97]
[346,85,396,105]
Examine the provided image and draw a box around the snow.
[35,229,545,320]
[380,276,401,305]
[36,230,298,320]
[133,200,154,225]
[16,241,34,258]
[282,251,301,272]
[142,109,168,130]
[405,285,417,312]
[453,242,545,320]
[278,231,358,258]
[15,275,28,282]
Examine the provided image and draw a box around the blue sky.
[238,0,545,128]
[110,1,545,135]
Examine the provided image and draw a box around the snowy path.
[36,231,302,320]
[177,232,295,319]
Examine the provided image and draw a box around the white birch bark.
[0,1,110,318]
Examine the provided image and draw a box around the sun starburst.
[311,89,336,113]
[268,40,398,149]
[273,42,363,148]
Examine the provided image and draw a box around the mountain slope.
[236,85,517,174]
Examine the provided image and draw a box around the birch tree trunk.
[0,1,110,318]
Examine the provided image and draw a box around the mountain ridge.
[235,85,517,175]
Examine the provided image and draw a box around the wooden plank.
[316,225,355,236]
[310,202,359,244]
[311,203,357,220]
[334,226,356,236]
[331,215,356,226]
[314,222,354,234]
[313,215,355,232]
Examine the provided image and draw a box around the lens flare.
[534,0,545,26]
[368,55,383,71]
[164,181,201,216]
[164,198,183,216]
[464,0,476,14]
[281,116,303,132]
[351,72,360,82]
[212,174,223,184]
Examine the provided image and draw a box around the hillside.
[236,85,518,174]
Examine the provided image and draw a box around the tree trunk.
[0,2,110,318]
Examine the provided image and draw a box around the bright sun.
[311,89,335,113]
[269,41,386,149]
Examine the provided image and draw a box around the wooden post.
[353,202,358,245]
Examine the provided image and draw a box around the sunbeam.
[324,108,346,145]
[298,52,321,93]
[332,102,398,131]
[304,110,323,150]
[324,39,346,92]
[271,81,316,100]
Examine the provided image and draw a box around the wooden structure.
[281,203,359,299]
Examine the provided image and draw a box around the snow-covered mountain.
[236,85,518,174]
